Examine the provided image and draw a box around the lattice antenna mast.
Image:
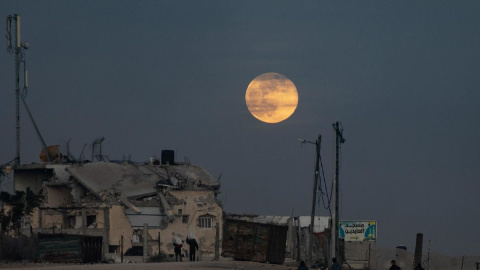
[6,14,24,164]
[7,15,51,163]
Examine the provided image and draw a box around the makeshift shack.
[222,218,287,264]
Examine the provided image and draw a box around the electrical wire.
[318,151,332,216]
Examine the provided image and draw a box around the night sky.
[1,1,479,256]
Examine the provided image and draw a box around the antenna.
[92,137,106,161]
[79,143,87,162]
[66,139,78,162]
[6,16,12,51]
[6,14,23,164]
[16,15,21,48]
[7,15,48,164]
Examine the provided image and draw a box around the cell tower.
[6,15,52,164]
[6,14,29,165]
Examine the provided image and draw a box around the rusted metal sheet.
[37,234,102,263]
[38,234,82,263]
[222,219,240,258]
[222,219,287,264]
[266,224,288,264]
[251,223,269,262]
[83,236,102,263]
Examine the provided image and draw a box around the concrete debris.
[97,189,122,202]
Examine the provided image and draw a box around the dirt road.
[0,260,299,270]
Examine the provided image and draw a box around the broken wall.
[43,186,72,207]
[122,189,223,258]
[167,190,222,257]
[109,205,133,252]
[14,170,48,194]
[41,208,64,229]
[344,241,376,270]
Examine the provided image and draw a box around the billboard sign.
[339,220,376,241]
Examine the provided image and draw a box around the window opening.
[198,215,212,229]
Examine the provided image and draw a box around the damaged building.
[11,150,223,263]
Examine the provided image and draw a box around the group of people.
[297,258,424,270]
[172,232,199,262]
[172,235,425,270]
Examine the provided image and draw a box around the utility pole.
[426,240,431,270]
[413,233,423,269]
[332,121,345,261]
[309,135,321,265]
[299,135,321,265]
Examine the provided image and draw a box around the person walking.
[331,258,342,270]
[297,260,309,270]
[186,232,199,261]
[172,235,183,262]
[389,260,401,270]
[414,263,424,270]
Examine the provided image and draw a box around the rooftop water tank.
[161,150,175,165]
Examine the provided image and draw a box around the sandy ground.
[0,260,301,270]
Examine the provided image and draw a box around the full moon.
[245,72,298,124]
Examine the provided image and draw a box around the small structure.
[222,216,288,264]
[222,214,331,266]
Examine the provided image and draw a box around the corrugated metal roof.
[224,214,330,232]
[225,215,290,225]
[249,215,290,225]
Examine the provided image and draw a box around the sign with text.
[339,220,376,241]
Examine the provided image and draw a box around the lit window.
[198,215,213,229]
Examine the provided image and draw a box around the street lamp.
[298,135,321,265]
